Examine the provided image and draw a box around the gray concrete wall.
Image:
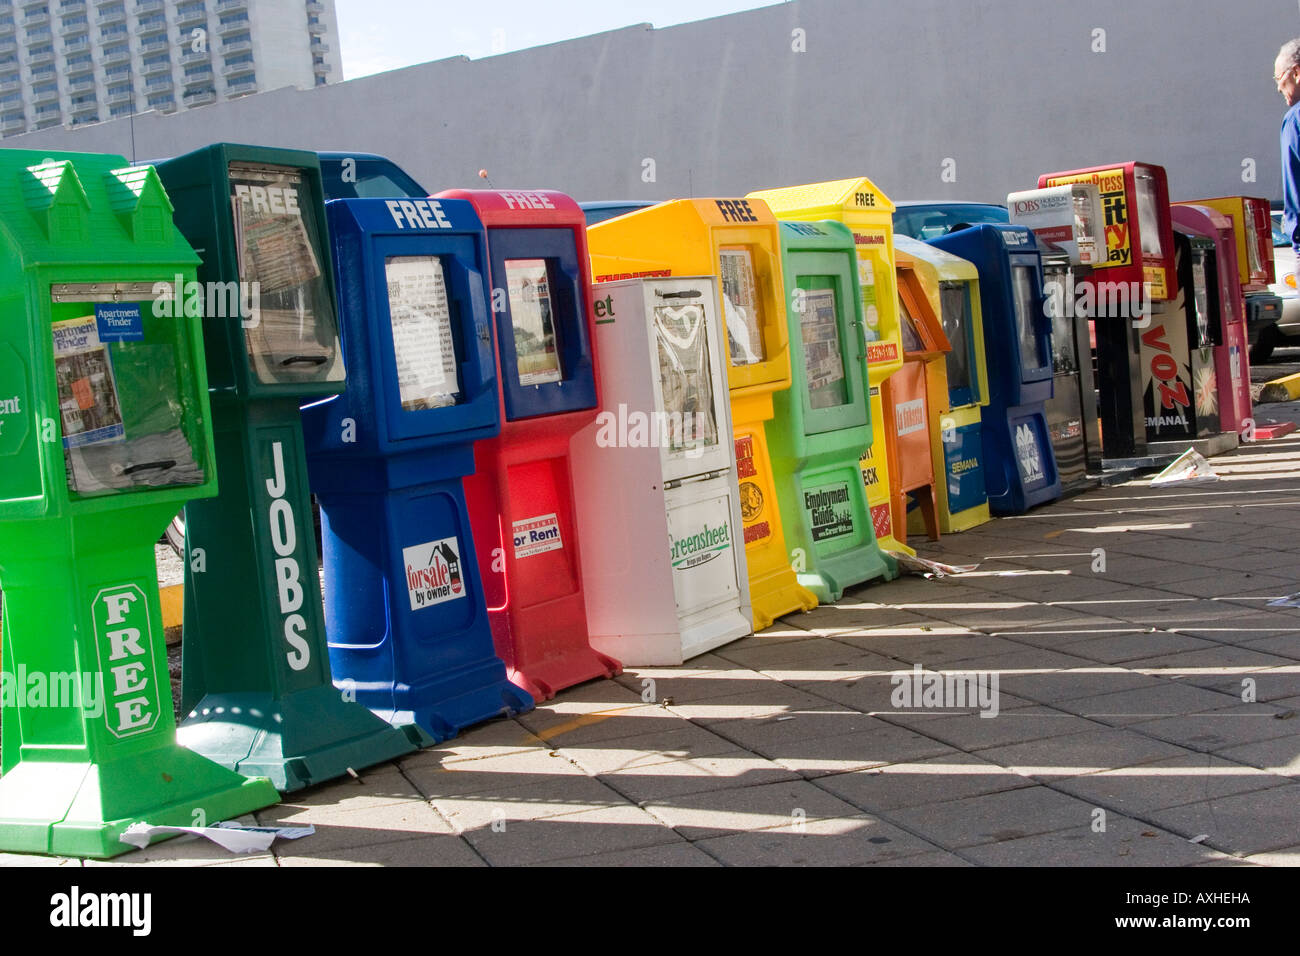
[4,0,1297,205]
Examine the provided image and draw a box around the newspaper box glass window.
[384,255,462,410]
[229,162,342,385]
[800,282,850,409]
[505,257,563,386]
[654,299,720,453]
[719,247,767,366]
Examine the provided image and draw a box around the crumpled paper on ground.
[120,821,315,854]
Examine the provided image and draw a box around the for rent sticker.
[513,513,563,559]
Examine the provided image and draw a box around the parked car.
[1260,209,1300,362]
[580,200,655,225]
[317,151,428,201]
[893,201,1010,240]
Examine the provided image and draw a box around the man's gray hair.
[1280,38,1300,69]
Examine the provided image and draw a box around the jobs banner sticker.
[1044,168,1130,269]
[402,537,465,611]
[512,512,563,559]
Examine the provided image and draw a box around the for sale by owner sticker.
[512,513,563,559]
[402,537,465,611]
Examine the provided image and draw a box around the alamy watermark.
[2,667,104,718]
[1045,272,1151,324]
[150,273,263,328]
[890,663,1000,717]
[594,402,712,458]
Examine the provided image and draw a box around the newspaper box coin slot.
[156,144,420,792]
[301,197,533,740]
[0,151,278,858]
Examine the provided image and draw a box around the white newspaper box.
[571,276,752,665]
[1007,184,1104,266]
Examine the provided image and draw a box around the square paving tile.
[1142,784,1300,856]
[1059,682,1241,726]
[960,817,1231,866]
[1052,753,1286,815]
[1062,630,1216,665]
[1128,702,1300,753]
[973,728,1189,779]
[815,752,1033,813]
[643,778,866,840]
[595,750,801,803]
[692,814,941,866]
[462,804,679,866]
[880,784,1098,849]
[880,704,1102,753]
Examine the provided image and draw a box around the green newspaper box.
[154,144,422,792]
[0,150,278,858]
[768,220,895,601]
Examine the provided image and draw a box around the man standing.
[1276,39,1300,246]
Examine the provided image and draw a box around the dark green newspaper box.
[155,144,422,792]
[0,150,278,858]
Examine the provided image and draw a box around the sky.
[334,0,781,80]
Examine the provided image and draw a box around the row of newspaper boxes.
[0,145,1276,857]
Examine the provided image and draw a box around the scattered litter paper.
[120,822,315,854]
[887,551,980,579]
[1150,448,1219,485]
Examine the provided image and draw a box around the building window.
[110,103,133,117]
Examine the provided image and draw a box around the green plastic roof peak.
[22,159,89,211]
[104,165,175,242]
[0,149,198,265]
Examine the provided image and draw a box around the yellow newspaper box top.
[748,178,904,384]
[588,198,791,397]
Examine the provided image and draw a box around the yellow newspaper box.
[588,199,817,630]
[749,179,911,556]
[893,236,992,533]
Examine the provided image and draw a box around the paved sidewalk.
[7,420,1300,866]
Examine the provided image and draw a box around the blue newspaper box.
[931,225,1061,513]
[301,197,533,741]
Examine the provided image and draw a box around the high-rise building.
[0,0,341,136]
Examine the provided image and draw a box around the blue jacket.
[1282,101,1300,243]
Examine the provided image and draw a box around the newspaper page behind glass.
[506,258,563,386]
[385,256,461,411]
[229,162,343,385]
[55,315,203,495]
[653,301,719,454]
[801,286,848,408]
[719,248,767,366]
